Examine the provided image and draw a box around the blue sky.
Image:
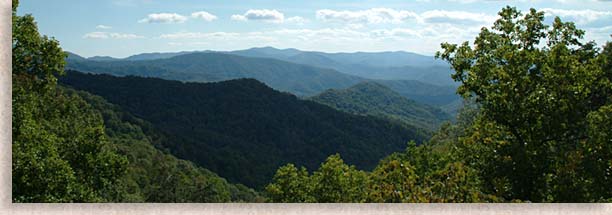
[18,0,612,58]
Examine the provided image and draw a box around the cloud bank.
[138,13,188,23]
[84,31,145,39]
[191,11,218,21]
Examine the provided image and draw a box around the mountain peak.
[88,56,119,61]
[65,51,86,61]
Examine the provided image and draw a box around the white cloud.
[370,28,422,38]
[159,31,240,39]
[540,8,612,24]
[156,25,474,45]
[346,23,365,30]
[191,11,218,21]
[584,25,612,46]
[154,23,490,54]
[285,16,309,24]
[138,13,188,23]
[84,31,145,39]
[96,25,112,29]
[315,8,494,25]
[230,14,247,21]
[420,10,496,25]
[150,7,612,55]
[231,9,285,23]
[168,41,209,46]
[83,32,109,39]
[316,8,418,24]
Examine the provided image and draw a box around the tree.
[12,0,127,202]
[310,154,369,203]
[436,6,612,202]
[367,159,422,202]
[265,164,313,202]
[264,154,369,202]
[582,104,612,201]
[423,162,487,203]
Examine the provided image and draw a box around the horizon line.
[67,46,439,59]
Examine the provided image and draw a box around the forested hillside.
[73,89,262,202]
[60,71,428,188]
[310,82,451,132]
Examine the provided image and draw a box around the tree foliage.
[436,6,612,202]
[60,71,426,188]
[265,148,489,203]
[74,90,263,202]
[12,0,127,202]
[265,154,368,203]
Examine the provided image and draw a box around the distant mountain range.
[66,52,363,97]
[230,47,456,86]
[66,47,457,86]
[60,71,428,188]
[65,50,462,113]
[310,82,452,132]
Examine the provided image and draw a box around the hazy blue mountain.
[373,79,461,108]
[227,47,456,86]
[66,52,365,96]
[364,65,457,85]
[230,47,447,68]
[310,81,452,132]
[60,71,428,188]
[230,46,302,59]
[319,51,448,68]
[65,51,86,61]
[286,52,345,68]
[69,47,457,86]
[65,51,462,111]
[88,56,120,61]
[124,51,207,61]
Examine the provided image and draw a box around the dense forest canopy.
[60,71,427,188]
[11,0,612,203]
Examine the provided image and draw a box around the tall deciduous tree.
[265,164,313,202]
[436,6,612,202]
[12,0,127,202]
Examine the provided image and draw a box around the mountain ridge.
[65,51,462,110]
[60,70,428,188]
[310,81,452,132]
